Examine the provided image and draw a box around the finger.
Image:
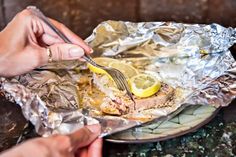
[49,18,93,54]
[36,17,64,40]
[87,138,103,157]
[75,148,88,157]
[28,13,64,44]
[40,34,63,45]
[45,43,85,63]
[69,124,101,150]
[35,16,93,54]
[34,16,91,54]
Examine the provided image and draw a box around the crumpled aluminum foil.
[0,21,236,137]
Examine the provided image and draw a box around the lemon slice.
[87,57,118,74]
[109,62,139,79]
[129,74,161,98]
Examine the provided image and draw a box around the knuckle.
[15,9,34,26]
[79,127,92,141]
[83,127,92,136]
[55,46,63,61]
[52,135,72,151]
[31,139,52,156]
[16,9,32,20]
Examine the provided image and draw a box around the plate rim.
[105,106,220,144]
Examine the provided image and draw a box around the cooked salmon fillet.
[100,84,174,115]
[78,74,175,116]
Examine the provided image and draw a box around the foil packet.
[0,21,236,137]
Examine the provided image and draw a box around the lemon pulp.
[87,57,118,74]
[129,74,161,98]
[108,62,138,79]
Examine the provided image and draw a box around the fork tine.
[117,75,129,92]
[114,71,128,90]
[111,69,131,95]
[106,70,124,90]
[113,69,129,89]
[113,69,135,99]
[115,70,135,103]
[109,69,127,91]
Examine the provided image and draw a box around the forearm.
[0,31,7,77]
[0,31,10,77]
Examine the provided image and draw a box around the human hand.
[0,124,102,157]
[0,9,92,77]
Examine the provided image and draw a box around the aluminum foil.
[0,21,236,137]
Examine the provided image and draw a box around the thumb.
[69,124,101,151]
[47,43,85,62]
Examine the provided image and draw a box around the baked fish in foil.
[0,21,236,137]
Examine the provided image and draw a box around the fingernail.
[89,48,94,54]
[69,47,84,58]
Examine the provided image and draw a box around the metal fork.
[27,6,135,103]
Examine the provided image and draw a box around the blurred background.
[0,0,235,39]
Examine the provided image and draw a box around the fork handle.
[27,6,92,63]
